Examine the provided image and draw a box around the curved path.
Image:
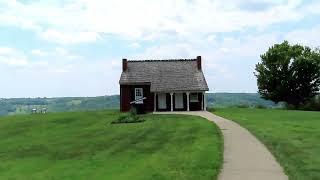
[154,111,288,180]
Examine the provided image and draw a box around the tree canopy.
[255,41,320,107]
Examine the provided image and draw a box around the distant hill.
[0,96,119,116]
[0,93,278,116]
[208,93,277,108]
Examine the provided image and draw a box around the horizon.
[1,0,320,98]
[0,92,261,99]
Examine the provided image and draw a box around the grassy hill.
[213,108,320,180]
[0,93,277,116]
[0,110,222,180]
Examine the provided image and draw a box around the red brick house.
[119,56,209,112]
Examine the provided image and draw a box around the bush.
[111,107,145,124]
[130,107,138,116]
[283,95,320,111]
[284,103,296,110]
[236,104,250,108]
[298,96,320,111]
[254,104,267,109]
[207,107,216,112]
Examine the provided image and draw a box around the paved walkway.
[154,111,288,180]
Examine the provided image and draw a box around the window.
[135,88,142,97]
[135,88,143,104]
[190,93,199,102]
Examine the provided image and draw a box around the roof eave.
[150,88,209,93]
[120,82,151,85]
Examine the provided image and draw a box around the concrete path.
[154,111,288,180]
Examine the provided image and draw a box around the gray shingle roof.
[119,59,209,92]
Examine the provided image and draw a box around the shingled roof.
[119,58,209,92]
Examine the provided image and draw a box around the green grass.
[212,108,320,180]
[0,110,222,180]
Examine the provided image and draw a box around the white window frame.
[135,88,143,104]
[190,93,199,102]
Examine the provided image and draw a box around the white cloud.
[0,47,29,66]
[54,47,83,60]
[284,26,320,47]
[129,42,141,49]
[133,43,197,59]
[0,47,17,55]
[300,0,320,15]
[31,49,48,57]
[30,47,82,60]
[0,0,317,44]
[0,46,83,72]
[40,29,100,44]
[207,35,217,42]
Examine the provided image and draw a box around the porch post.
[186,92,190,111]
[201,92,204,110]
[203,92,207,111]
[154,93,157,112]
[170,92,173,112]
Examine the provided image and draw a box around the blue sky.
[1,0,320,97]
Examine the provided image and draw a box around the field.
[0,110,222,180]
[213,108,320,180]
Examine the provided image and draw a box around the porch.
[153,92,207,112]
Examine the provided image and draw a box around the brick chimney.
[196,56,202,70]
[122,58,127,71]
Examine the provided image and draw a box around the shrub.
[284,103,296,110]
[111,107,145,124]
[207,107,216,112]
[298,95,320,111]
[283,95,320,111]
[254,104,267,109]
[236,104,250,108]
[130,107,138,116]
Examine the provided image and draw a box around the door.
[158,93,167,109]
[175,93,183,109]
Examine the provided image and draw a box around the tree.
[255,41,320,108]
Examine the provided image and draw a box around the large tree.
[255,41,320,107]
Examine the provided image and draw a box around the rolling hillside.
[0,110,222,180]
[208,93,277,107]
[0,96,119,116]
[0,93,277,116]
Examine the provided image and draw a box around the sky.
[1,0,320,98]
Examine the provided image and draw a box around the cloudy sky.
[1,0,320,97]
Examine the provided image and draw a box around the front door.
[175,93,183,109]
[158,93,167,109]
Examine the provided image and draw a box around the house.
[119,56,209,112]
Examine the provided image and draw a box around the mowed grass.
[212,108,320,180]
[0,110,222,180]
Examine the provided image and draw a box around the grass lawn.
[212,108,320,180]
[0,110,222,180]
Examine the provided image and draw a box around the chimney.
[122,58,127,71]
[196,56,202,70]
